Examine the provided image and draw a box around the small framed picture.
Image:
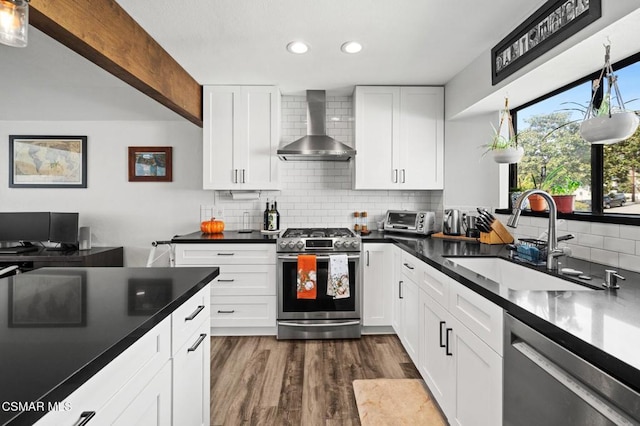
[128,146,172,182]
[9,135,87,188]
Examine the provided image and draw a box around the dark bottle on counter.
[263,200,270,230]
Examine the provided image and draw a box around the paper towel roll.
[230,191,260,200]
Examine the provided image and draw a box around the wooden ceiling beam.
[29,0,203,127]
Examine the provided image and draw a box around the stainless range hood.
[277,90,356,161]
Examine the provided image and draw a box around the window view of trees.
[514,58,640,216]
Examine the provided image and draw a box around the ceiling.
[3,0,637,122]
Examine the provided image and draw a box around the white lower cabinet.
[394,253,504,426]
[362,243,394,326]
[175,243,277,335]
[392,247,421,365]
[35,285,211,426]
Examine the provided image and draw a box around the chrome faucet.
[507,189,566,270]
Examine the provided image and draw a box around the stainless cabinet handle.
[233,169,238,183]
[401,169,406,183]
[187,333,207,352]
[445,328,453,356]
[242,169,246,183]
[393,169,398,183]
[403,263,414,270]
[366,250,370,266]
[185,305,205,321]
[73,411,96,426]
[439,321,446,348]
[216,279,235,282]
[399,280,403,299]
[217,310,235,314]
[217,253,235,256]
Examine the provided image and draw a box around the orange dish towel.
[297,254,317,299]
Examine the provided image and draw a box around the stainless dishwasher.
[504,313,640,426]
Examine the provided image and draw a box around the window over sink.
[509,50,640,225]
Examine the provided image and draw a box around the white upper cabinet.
[203,85,280,190]
[354,86,444,190]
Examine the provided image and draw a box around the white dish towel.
[327,254,350,299]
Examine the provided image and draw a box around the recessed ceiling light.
[341,41,362,54]
[287,41,309,54]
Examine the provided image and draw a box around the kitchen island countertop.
[0,266,218,426]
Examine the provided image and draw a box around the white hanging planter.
[489,146,524,164]
[580,111,640,145]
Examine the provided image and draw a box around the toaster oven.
[383,210,436,235]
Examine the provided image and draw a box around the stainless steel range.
[276,228,361,339]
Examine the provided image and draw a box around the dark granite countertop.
[0,267,218,426]
[363,231,640,394]
[170,228,640,392]
[172,230,278,243]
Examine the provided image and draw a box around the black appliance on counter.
[276,228,361,339]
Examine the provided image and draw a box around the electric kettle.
[443,209,463,236]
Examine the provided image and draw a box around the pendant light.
[0,0,29,48]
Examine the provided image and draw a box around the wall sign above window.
[491,0,601,86]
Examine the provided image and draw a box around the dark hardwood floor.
[210,335,421,426]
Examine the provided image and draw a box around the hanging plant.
[580,43,640,145]
[483,98,524,164]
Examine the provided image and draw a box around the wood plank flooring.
[210,335,421,426]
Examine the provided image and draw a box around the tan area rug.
[353,379,446,426]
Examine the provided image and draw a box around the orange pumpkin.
[200,217,225,234]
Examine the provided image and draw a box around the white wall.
[0,121,213,266]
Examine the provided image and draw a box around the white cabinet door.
[449,315,502,426]
[203,85,280,190]
[173,321,211,426]
[362,243,393,326]
[400,277,420,365]
[106,362,172,426]
[354,86,399,189]
[391,245,403,333]
[398,87,444,189]
[354,86,444,190]
[419,290,453,416]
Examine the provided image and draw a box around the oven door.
[277,253,361,320]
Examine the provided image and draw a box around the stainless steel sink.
[446,257,595,291]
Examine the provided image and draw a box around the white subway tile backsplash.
[577,233,604,248]
[591,222,618,237]
[603,237,636,255]
[590,248,619,268]
[621,225,640,241]
[619,253,640,273]
[567,220,591,233]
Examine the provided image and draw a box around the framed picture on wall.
[9,135,88,188]
[128,146,173,182]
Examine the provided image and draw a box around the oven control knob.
[288,241,296,249]
[279,241,288,249]
[296,241,305,249]
[350,240,360,248]
[334,241,343,248]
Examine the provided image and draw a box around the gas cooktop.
[281,228,356,238]
[278,227,360,252]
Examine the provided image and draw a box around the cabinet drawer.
[449,281,503,355]
[213,264,276,296]
[36,318,171,425]
[172,285,211,355]
[400,251,421,282]
[175,244,276,265]
[211,295,276,327]
[420,264,450,309]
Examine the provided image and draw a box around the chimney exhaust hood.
[277,90,356,161]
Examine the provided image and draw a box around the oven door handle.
[278,255,361,261]
[277,320,361,328]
